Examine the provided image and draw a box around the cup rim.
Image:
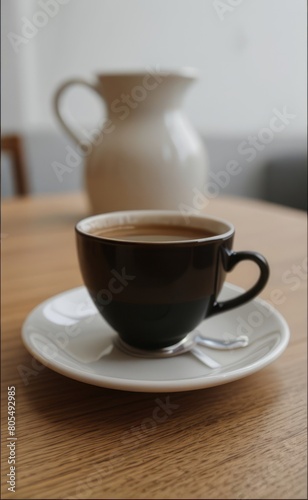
[75,210,234,245]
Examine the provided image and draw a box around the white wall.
[1,0,307,137]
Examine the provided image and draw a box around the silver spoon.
[115,331,249,369]
[194,331,249,350]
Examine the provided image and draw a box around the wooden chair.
[1,134,29,196]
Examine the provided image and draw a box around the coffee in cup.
[90,224,216,242]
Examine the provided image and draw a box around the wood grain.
[1,193,307,499]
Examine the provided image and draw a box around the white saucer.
[21,284,290,393]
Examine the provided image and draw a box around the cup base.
[114,334,195,358]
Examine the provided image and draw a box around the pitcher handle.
[54,78,102,147]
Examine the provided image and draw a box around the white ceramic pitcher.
[54,67,208,213]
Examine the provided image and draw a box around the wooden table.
[1,193,307,499]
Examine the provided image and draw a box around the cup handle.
[54,78,102,146]
[208,248,270,317]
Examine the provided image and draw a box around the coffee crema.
[90,224,216,242]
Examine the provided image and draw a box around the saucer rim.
[21,284,290,393]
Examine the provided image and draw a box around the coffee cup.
[75,211,269,350]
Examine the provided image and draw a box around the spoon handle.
[195,334,249,350]
[190,347,221,369]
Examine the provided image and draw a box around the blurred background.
[1,0,307,209]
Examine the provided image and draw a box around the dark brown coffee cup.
[75,211,269,350]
